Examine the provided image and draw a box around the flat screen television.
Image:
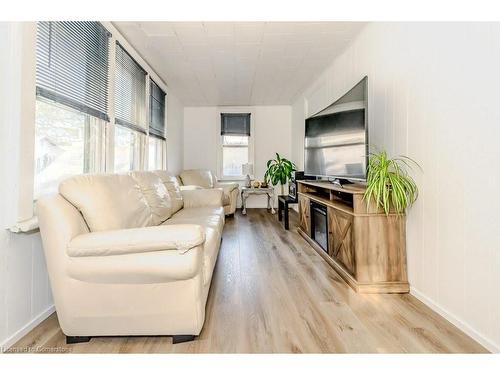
[304,76,368,182]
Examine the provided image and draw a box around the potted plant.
[264,153,297,196]
[364,150,420,215]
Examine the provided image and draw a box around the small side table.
[241,187,275,215]
[277,195,297,230]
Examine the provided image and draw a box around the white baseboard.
[0,304,55,351]
[410,287,499,353]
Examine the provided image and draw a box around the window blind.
[115,42,147,133]
[36,21,111,121]
[149,80,166,139]
[221,113,251,136]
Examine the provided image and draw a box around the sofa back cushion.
[130,171,173,225]
[59,174,152,232]
[153,170,184,215]
[180,169,214,188]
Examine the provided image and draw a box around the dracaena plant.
[264,153,297,195]
[364,150,420,215]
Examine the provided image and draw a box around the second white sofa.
[179,169,239,216]
[37,170,225,344]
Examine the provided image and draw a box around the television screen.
[304,77,368,181]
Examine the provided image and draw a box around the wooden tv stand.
[297,180,409,293]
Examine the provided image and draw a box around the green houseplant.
[264,153,297,195]
[364,150,420,215]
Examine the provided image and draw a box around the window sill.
[9,216,39,233]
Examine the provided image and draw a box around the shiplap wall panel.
[291,22,500,352]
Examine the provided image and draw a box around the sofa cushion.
[153,170,184,215]
[181,189,224,209]
[130,171,173,225]
[180,170,214,189]
[67,224,205,257]
[165,207,225,236]
[59,174,151,232]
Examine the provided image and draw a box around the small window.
[148,136,166,170]
[114,42,148,172]
[114,125,144,173]
[115,42,147,131]
[222,135,249,177]
[148,80,166,171]
[149,80,166,139]
[220,113,251,178]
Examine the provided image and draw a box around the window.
[114,42,147,171]
[148,137,166,170]
[34,21,110,197]
[222,135,249,177]
[220,113,251,178]
[34,99,105,198]
[148,80,166,170]
[32,21,169,204]
[149,80,166,138]
[114,125,144,173]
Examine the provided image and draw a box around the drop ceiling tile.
[138,22,175,36]
[208,34,235,50]
[114,21,366,106]
[203,22,235,36]
[264,22,298,34]
[262,33,293,45]
[150,35,184,54]
[234,23,264,44]
[175,24,207,45]
[183,44,211,60]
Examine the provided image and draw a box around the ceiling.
[113,22,366,106]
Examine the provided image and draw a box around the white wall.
[291,22,500,352]
[183,105,292,207]
[0,22,54,350]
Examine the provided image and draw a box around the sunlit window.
[114,125,144,173]
[34,99,104,198]
[148,136,166,170]
[222,135,249,177]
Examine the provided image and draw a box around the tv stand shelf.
[303,192,354,215]
[297,180,409,294]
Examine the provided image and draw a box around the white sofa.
[179,169,239,216]
[36,170,225,344]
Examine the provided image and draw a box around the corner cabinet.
[297,181,409,294]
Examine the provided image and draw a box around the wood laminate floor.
[9,209,487,353]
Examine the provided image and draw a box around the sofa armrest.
[181,189,224,208]
[214,181,240,193]
[67,224,205,257]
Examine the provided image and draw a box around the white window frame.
[8,21,170,231]
[216,107,255,181]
